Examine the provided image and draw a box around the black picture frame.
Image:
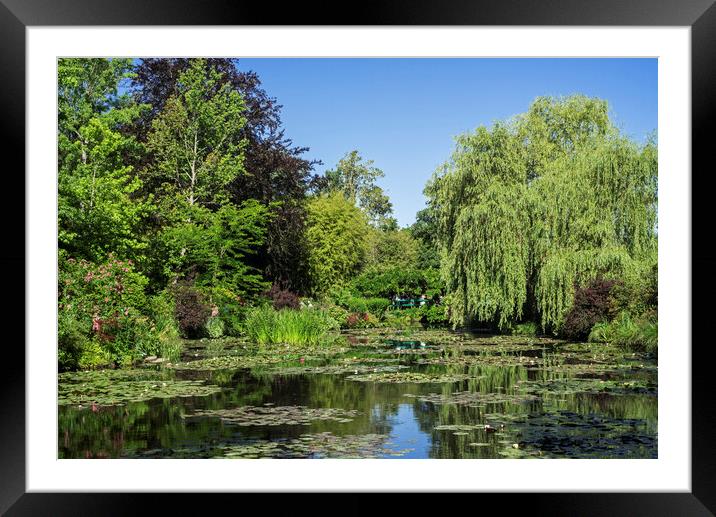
[2,1,714,514]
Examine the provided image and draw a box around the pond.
[58,328,657,459]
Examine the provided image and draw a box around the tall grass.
[588,311,657,354]
[243,306,337,347]
[158,339,183,363]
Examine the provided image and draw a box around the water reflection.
[58,330,657,459]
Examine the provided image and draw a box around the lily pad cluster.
[223,433,414,459]
[170,355,286,371]
[185,405,359,426]
[517,377,657,396]
[128,432,413,459]
[58,378,222,407]
[418,354,543,367]
[59,368,168,383]
[347,371,473,384]
[405,390,539,406]
[495,410,657,459]
[269,363,408,376]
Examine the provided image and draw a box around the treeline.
[426,95,658,350]
[57,58,657,371]
[58,58,439,370]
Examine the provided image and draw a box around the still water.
[58,329,657,459]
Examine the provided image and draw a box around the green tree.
[58,58,150,262]
[144,59,269,295]
[305,192,371,294]
[131,58,319,294]
[145,58,248,211]
[157,201,270,299]
[324,150,393,226]
[364,228,419,272]
[429,95,657,331]
[409,206,441,269]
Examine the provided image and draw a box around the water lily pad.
[185,405,359,426]
[347,371,473,384]
[58,375,221,407]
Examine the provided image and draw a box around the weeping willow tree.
[429,95,657,331]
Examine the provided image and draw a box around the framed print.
[2,0,715,514]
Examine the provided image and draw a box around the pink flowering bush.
[58,251,157,369]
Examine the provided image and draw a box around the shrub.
[264,284,301,310]
[344,296,390,315]
[351,267,426,298]
[382,308,422,329]
[112,314,160,361]
[511,321,538,336]
[345,312,380,329]
[58,253,153,368]
[560,279,617,340]
[421,304,449,327]
[588,311,657,354]
[324,285,356,308]
[158,339,183,363]
[173,283,211,338]
[76,338,113,370]
[363,297,391,315]
[609,263,658,317]
[205,317,225,338]
[59,253,149,317]
[147,290,180,344]
[219,302,249,337]
[322,303,350,328]
[243,306,337,346]
[58,310,108,371]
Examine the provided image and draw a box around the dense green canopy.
[428,96,657,330]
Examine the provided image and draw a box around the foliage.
[348,297,392,315]
[409,207,441,269]
[158,339,183,363]
[145,58,248,209]
[383,304,449,328]
[345,312,381,329]
[321,303,350,329]
[510,321,538,337]
[429,95,658,330]
[58,58,151,263]
[609,261,658,317]
[131,58,319,293]
[264,283,301,310]
[146,290,180,344]
[420,304,450,327]
[173,283,211,338]
[58,311,110,371]
[218,302,249,338]
[205,317,226,339]
[305,192,371,294]
[58,252,154,367]
[364,228,419,271]
[156,200,270,298]
[323,150,393,226]
[588,311,658,354]
[351,267,443,299]
[560,279,617,340]
[243,306,338,346]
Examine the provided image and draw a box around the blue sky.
[236,58,657,227]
